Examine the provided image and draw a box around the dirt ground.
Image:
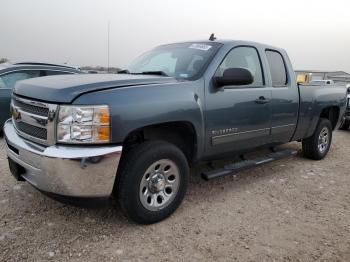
[0,131,349,262]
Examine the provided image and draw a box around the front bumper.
[4,119,122,198]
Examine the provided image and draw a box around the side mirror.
[214,68,253,87]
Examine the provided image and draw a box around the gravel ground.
[0,131,349,262]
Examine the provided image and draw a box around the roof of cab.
[166,39,286,53]
[207,39,285,51]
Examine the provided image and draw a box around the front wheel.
[115,140,189,224]
[302,118,333,160]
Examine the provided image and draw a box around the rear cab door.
[264,49,299,143]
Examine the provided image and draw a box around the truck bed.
[293,84,347,140]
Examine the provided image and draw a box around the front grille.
[11,95,57,145]
[13,98,49,117]
[16,122,47,140]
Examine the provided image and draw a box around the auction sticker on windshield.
[189,43,212,51]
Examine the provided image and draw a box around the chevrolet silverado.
[3,39,347,224]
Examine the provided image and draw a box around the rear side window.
[266,50,288,86]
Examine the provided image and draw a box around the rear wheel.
[302,118,332,160]
[115,140,189,224]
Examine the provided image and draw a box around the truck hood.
[13,74,178,103]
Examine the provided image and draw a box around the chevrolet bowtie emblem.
[12,107,21,121]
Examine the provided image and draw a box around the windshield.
[127,42,222,80]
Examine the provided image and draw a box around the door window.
[217,46,264,87]
[0,70,41,89]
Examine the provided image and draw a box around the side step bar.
[201,148,298,181]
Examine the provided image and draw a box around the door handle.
[255,96,270,104]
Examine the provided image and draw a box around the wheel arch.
[320,106,340,130]
[121,121,199,165]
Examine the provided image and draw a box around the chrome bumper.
[4,119,122,198]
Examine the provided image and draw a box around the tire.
[339,119,350,130]
[115,140,189,224]
[302,118,333,160]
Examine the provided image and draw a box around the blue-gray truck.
[3,39,347,224]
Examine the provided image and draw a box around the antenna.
[209,33,216,41]
[107,20,110,73]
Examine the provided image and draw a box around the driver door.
[205,46,272,156]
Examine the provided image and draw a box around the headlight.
[57,105,110,143]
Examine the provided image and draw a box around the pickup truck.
[4,39,347,224]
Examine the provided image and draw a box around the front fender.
[73,80,205,158]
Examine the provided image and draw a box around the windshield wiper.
[137,71,168,76]
[119,70,168,77]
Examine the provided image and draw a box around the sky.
[1,0,350,72]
